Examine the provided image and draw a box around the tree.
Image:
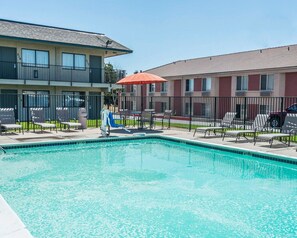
[105,63,119,84]
[103,63,126,107]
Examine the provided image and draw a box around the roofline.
[155,65,297,79]
[180,44,297,63]
[0,35,133,54]
[0,18,105,36]
[145,43,297,72]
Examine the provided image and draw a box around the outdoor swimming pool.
[0,137,297,237]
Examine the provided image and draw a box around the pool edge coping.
[0,195,33,238]
[1,134,297,164]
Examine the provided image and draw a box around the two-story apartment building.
[132,44,297,118]
[0,19,132,119]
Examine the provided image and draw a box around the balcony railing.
[0,61,105,84]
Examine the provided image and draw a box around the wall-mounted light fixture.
[105,40,113,48]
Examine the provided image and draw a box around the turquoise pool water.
[0,138,297,237]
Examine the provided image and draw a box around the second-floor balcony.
[0,61,107,87]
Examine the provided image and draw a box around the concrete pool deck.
[0,127,297,237]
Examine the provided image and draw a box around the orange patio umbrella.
[116,72,167,85]
[116,72,167,110]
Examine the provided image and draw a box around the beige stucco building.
[0,19,132,119]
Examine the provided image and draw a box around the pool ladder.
[0,145,6,154]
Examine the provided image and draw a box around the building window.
[201,103,211,117]
[161,102,167,112]
[22,49,49,67]
[260,74,274,91]
[130,85,135,93]
[260,105,269,114]
[236,104,247,119]
[62,91,85,107]
[22,90,49,108]
[62,53,86,70]
[161,82,167,92]
[149,83,155,93]
[185,102,191,115]
[236,76,248,91]
[202,78,211,91]
[185,79,194,92]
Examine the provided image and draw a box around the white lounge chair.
[255,113,297,147]
[193,112,237,137]
[31,108,57,132]
[56,107,82,131]
[222,114,269,142]
[0,108,23,135]
[161,110,172,129]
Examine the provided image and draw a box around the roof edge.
[0,35,133,53]
[145,43,297,72]
[0,18,105,36]
[155,65,297,79]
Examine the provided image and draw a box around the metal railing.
[0,94,297,139]
[0,61,105,84]
[118,95,297,132]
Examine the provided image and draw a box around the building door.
[218,76,232,118]
[89,56,102,83]
[88,92,101,120]
[0,89,18,119]
[0,47,17,79]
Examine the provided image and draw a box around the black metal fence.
[118,95,297,131]
[0,93,297,132]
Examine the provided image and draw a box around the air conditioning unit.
[260,91,272,96]
[202,91,210,96]
[235,91,246,96]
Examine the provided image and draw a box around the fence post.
[214,97,217,126]
[243,97,247,130]
[124,96,127,110]
[280,97,284,128]
[189,97,192,132]
[26,94,30,131]
[95,95,98,128]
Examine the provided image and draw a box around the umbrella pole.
[141,85,143,111]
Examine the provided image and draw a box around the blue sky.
[1,0,297,74]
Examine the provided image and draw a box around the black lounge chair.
[56,107,82,131]
[30,108,57,133]
[255,113,297,147]
[222,114,269,142]
[193,112,237,137]
[0,108,23,135]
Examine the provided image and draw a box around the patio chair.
[161,110,172,129]
[222,114,269,142]
[193,112,237,138]
[138,110,154,129]
[56,107,82,131]
[0,108,23,135]
[255,113,297,147]
[30,108,57,133]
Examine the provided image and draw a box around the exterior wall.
[0,38,105,85]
